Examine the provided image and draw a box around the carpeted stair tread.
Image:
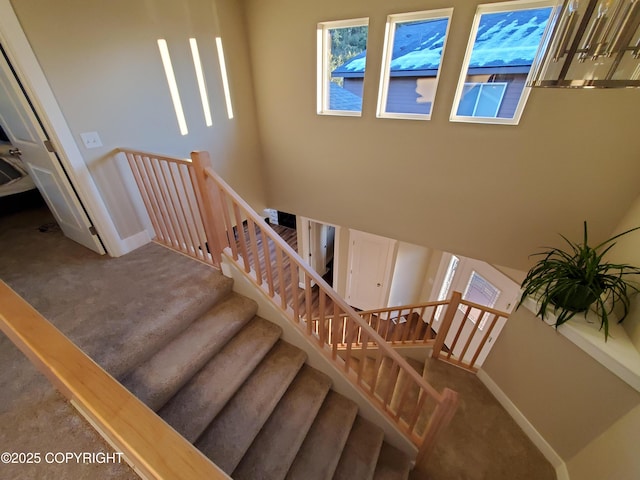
[99,255,234,379]
[233,365,332,480]
[195,340,307,474]
[373,442,412,480]
[333,416,385,480]
[121,292,258,410]
[286,391,358,480]
[389,357,424,421]
[158,316,282,442]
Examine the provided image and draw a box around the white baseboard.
[115,229,151,256]
[477,369,569,480]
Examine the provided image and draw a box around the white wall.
[10,0,266,244]
[388,241,432,307]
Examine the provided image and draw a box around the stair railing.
[120,149,220,267]
[188,151,459,468]
[339,293,509,373]
[120,148,460,469]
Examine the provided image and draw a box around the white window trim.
[459,82,508,118]
[449,0,557,126]
[377,8,454,121]
[316,18,369,117]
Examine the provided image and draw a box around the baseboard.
[116,229,151,256]
[477,369,569,480]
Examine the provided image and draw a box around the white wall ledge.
[521,297,640,393]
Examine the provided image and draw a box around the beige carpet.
[0,206,225,479]
[0,206,557,479]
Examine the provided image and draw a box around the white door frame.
[0,0,124,256]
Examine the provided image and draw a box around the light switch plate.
[80,131,103,149]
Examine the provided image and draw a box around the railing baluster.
[246,218,263,285]
[447,304,471,360]
[358,331,368,385]
[383,359,400,410]
[344,318,353,373]
[167,163,199,259]
[332,303,340,360]
[261,230,275,297]
[458,308,485,366]
[186,164,217,265]
[407,390,427,433]
[149,158,181,248]
[369,350,383,397]
[216,185,237,260]
[161,160,191,253]
[275,247,287,309]
[318,291,326,346]
[126,153,163,243]
[233,204,250,273]
[305,274,313,334]
[468,313,501,370]
[137,155,171,244]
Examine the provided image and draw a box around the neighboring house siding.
[496,75,527,119]
[343,78,363,99]
[386,78,431,115]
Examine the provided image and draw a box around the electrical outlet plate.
[80,131,103,149]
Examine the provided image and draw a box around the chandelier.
[528,0,640,87]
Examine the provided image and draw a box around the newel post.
[432,291,462,359]
[190,150,224,267]
[415,387,459,474]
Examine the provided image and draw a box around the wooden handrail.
[0,281,229,480]
[117,148,193,166]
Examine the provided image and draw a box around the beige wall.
[483,305,640,461]
[607,194,640,351]
[566,404,640,480]
[242,0,640,271]
[10,0,265,240]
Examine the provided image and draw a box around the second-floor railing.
[351,293,510,372]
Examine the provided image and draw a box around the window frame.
[449,0,556,125]
[316,17,369,117]
[376,8,454,121]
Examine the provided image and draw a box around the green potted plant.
[518,222,640,340]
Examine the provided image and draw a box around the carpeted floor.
[0,206,227,479]
[0,206,557,480]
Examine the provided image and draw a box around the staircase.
[120,283,414,480]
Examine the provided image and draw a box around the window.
[450,0,554,125]
[317,18,369,116]
[377,9,453,120]
[457,82,507,117]
[461,271,501,329]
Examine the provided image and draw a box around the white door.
[0,49,104,254]
[434,255,519,366]
[346,229,397,310]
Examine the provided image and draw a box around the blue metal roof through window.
[333,9,552,78]
[469,8,553,70]
[452,5,553,123]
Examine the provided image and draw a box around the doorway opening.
[0,41,105,254]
